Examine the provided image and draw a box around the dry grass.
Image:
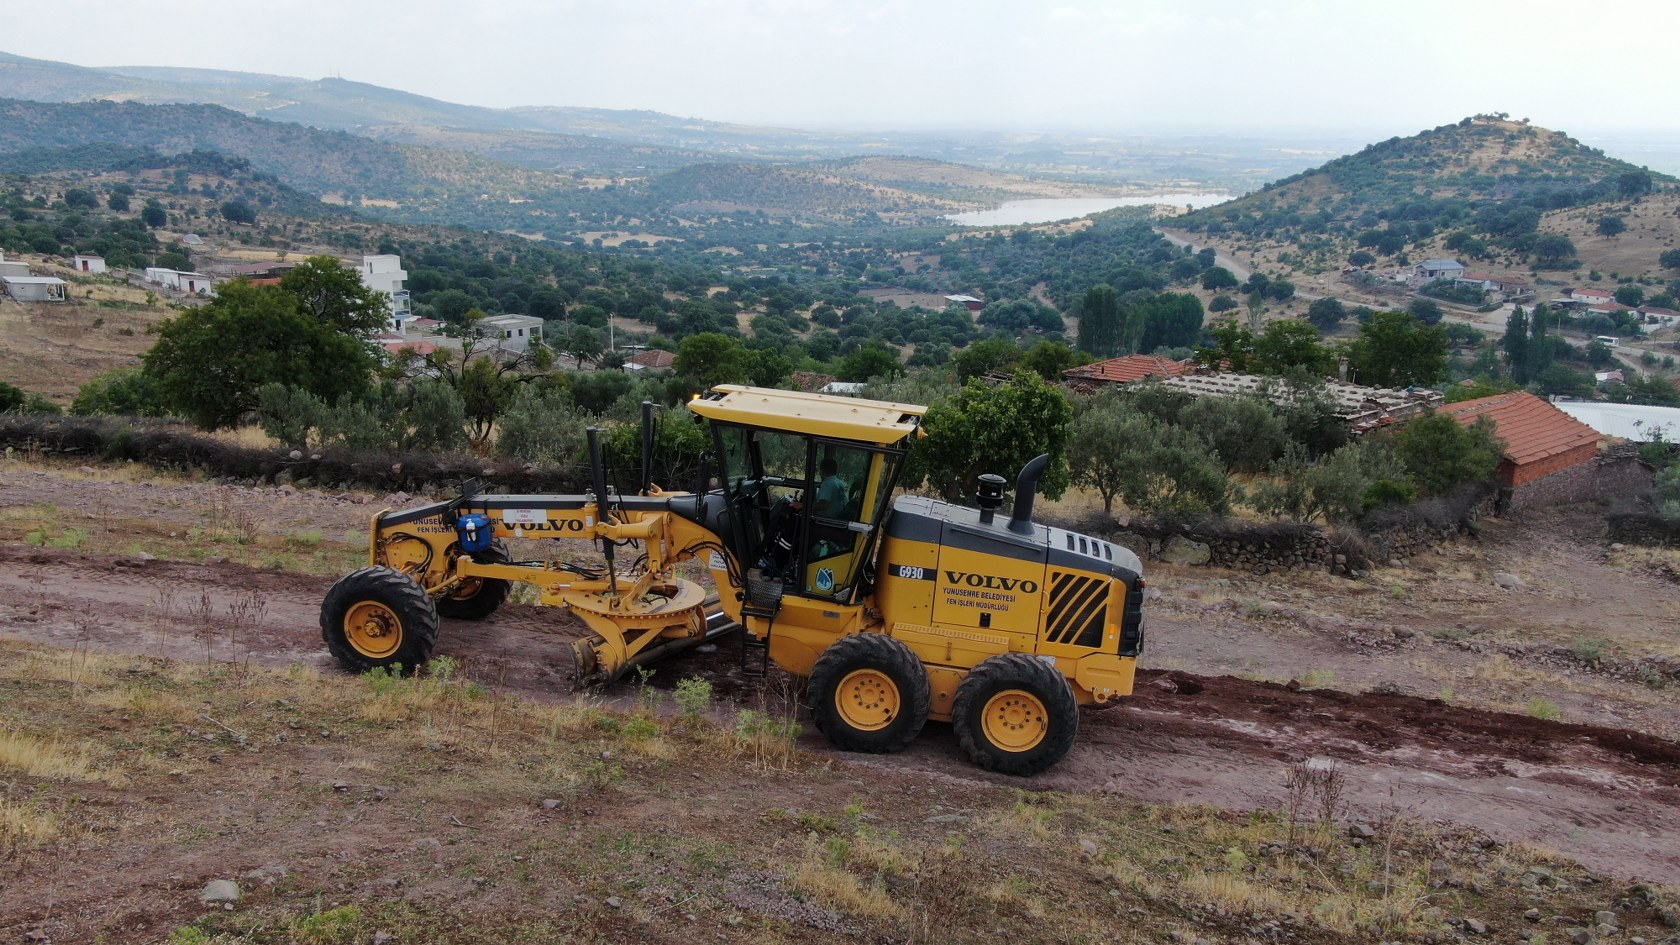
[0,729,116,783]
[790,834,908,922]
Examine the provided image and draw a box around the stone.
[697,643,718,653]
[1150,676,1180,693]
[1494,572,1524,590]
[200,879,240,902]
[1079,838,1100,859]
[1525,909,1542,922]
[288,450,303,461]
[542,799,562,810]
[244,865,288,884]
[1160,536,1212,565]
[1464,917,1488,935]
[1596,911,1617,928]
[605,896,623,909]
[1567,928,1591,945]
[373,933,393,945]
[924,813,970,824]
[1348,823,1376,839]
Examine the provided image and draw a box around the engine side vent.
[1046,570,1108,649]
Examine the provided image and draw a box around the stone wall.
[1091,496,1490,578]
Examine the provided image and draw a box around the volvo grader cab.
[320,385,1145,774]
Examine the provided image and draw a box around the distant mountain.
[0,50,1344,189]
[0,98,1008,236]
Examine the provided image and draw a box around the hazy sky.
[14,0,1679,136]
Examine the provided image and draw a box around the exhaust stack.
[1007,453,1050,535]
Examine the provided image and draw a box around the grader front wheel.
[320,567,440,672]
[951,653,1079,776]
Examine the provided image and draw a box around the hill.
[0,99,1012,236]
[0,50,1344,191]
[1177,116,1676,276]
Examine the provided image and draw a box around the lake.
[946,192,1232,226]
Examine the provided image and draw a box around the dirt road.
[6,541,1679,881]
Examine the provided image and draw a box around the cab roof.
[691,385,926,446]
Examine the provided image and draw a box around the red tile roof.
[791,370,837,392]
[1437,392,1601,466]
[1064,355,1192,385]
[628,349,676,369]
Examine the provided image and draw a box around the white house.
[143,268,215,295]
[1567,287,1616,307]
[1415,258,1466,281]
[359,255,410,332]
[479,314,544,353]
[0,253,29,280]
[72,254,106,275]
[3,276,68,302]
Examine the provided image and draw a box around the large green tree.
[1069,393,1230,516]
[1347,311,1447,388]
[143,281,374,429]
[1078,284,1122,358]
[1391,413,1504,496]
[908,371,1073,503]
[279,256,390,336]
[1502,307,1531,383]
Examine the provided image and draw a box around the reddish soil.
[3,467,1680,881]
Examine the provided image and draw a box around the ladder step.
[740,635,770,678]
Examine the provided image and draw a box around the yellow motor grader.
[320,385,1145,774]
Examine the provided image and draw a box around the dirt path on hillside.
[5,544,1679,881]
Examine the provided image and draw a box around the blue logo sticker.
[816,568,835,591]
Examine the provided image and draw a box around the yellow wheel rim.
[982,689,1049,752]
[835,669,899,731]
[344,601,403,660]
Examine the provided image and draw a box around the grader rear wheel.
[808,633,930,754]
[320,567,439,672]
[436,540,511,620]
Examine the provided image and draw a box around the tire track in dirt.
[4,546,1679,881]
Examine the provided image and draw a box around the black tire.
[435,540,511,620]
[320,566,440,672]
[951,653,1079,776]
[808,633,931,754]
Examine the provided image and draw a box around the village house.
[1158,372,1441,433]
[1062,354,1192,393]
[0,254,30,279]
[1638,305,1680,330]
[1415,258,1466,281]
[944,294,984,312]
[624,348,677,373]
[1561,287,1615,308]
[143,268,216,295]
[478,313,544,353]
[71,254,105,275]
[1453,271,1531,299]
[359,254,411,332]
[790,370,837,392]
[1437,391,1604,513]
[2,275,68,302]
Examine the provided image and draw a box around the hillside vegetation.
[1178,117,1676,276]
